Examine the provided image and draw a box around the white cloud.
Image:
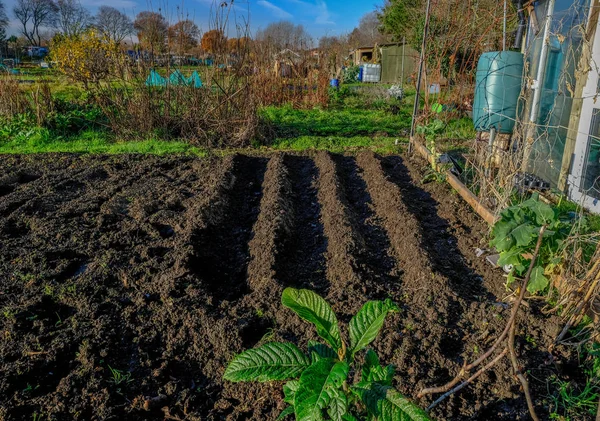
[257,0,293,19]
[314,0,334,25]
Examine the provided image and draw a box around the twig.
[509,302,540,421]
[427,348,508,412]
[420,226,547,421]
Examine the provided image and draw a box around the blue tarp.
[145,69,167,87]
[146,69,203,88]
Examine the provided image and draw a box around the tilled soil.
[0,152,576,420]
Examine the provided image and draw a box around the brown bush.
[0,78,29,118]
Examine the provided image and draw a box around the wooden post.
[412,139,498,225]
[558,0,600,191]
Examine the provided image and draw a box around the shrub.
[224,288,430,421]
[342,65,360,84]
[50,30,120,88]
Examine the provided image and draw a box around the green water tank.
[472,51,524,134]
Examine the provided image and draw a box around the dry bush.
[249,35,330,109]
[87,1,260,147]
[0,78,29,118]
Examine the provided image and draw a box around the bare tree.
[255,21,313,52]
[95,6,133,44]
[168,19,199,55]
[0,0,9,43]
[13,0,58,46]
[133,11,167,54]
[348,11,389,48]
[55,0,92,37]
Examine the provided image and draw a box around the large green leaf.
[282,288,342,351]
[277,406,295,420]
[349,299,399,357]
[362,349,395,385]
[490,219,518,251]
[355,382,430,421]
[497,249,525,268]
[294,359,349,421]
[508,222,537,248]
[522,193,556,225]
[527,265,549,294]
[224,342,310,382]
[327,387,348,421]
[308,341,338,362]
[491,220,536,251]
[284,380,300,404]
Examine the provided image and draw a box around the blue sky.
[4,0,381,40]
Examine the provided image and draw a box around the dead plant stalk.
[419,225,547,421]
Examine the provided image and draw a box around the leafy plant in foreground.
[490,193,572,294]
[224,288,430,421]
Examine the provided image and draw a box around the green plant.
[108,365,132,385]
[416,119,445,163]
[490,193,571,294]
[549,377,599,420]
[224,288,430,421]
[342,66,360,84]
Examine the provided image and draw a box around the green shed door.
[381,48,401,84]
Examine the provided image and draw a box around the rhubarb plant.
[224,288,430,421]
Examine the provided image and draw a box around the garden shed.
[379,42,419,84]
[348,46,374,65]
[349,43,418,84]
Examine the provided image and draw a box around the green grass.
[260,104,411,138]
[0,130,208,155]
[268,135,407,154]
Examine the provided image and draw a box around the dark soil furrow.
[356,151,474,396]
[381,156,489,300]
[313,151,363,292]
[276,155,328,293]
[187,154,268,304]
[333,154,401,299]
[246,153,294,294]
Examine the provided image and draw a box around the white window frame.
[568,15,600,213]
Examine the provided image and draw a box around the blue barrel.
[358,66,363,82]
[330,78,340,88]
[472,51,524,134]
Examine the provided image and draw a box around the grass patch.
[269,135,407,154]
[0,130,207,155]
[260,104,411,138]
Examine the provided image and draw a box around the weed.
[421,168,446,184]
[260,328,275,343]
[224,288,429,420]
[43,284,54,297]
[2,308,15,320]
[14,272,35,283]
[549,376,599,420]
[108,365,133,385]
[525,335,537,347]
